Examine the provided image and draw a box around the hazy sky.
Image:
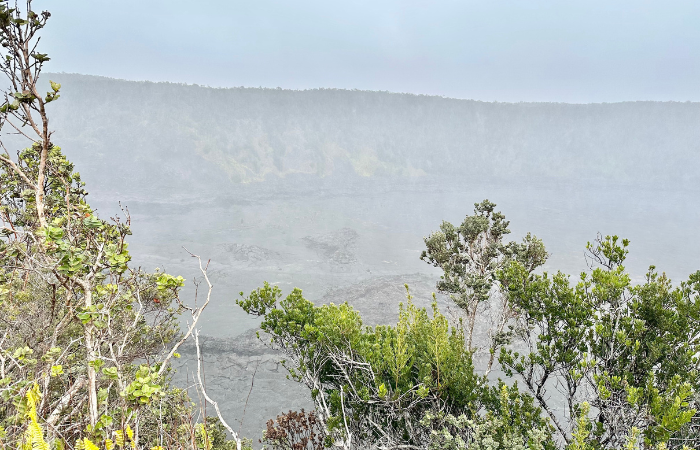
[37,0,700,103]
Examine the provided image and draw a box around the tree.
[421,199,547,372]
[0,2,243,448]
[498,234,700,448]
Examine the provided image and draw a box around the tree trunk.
[83,287,99,427]
[467,300,478,351]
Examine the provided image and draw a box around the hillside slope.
[34,73,700,198]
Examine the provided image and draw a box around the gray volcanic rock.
[319,273,451,326]
[302,228,359,268]
[222,243,281,264]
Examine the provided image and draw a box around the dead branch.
[195,330,243,450]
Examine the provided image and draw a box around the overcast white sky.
[36,0,700,103]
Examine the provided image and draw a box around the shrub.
[262,409,325,450]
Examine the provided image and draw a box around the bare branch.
[195,330,242,450]
[158,248,212,377]
[46,377,86,427]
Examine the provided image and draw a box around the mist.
[19,73,696,437]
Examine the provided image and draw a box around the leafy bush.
[499,235,700,448]
[421,385,552,450]
[239,283,553,448]
[244,203,700,450]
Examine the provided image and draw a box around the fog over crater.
[28,73,700,438]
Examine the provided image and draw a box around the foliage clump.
[239,281,554,449]
[499,234,700,449]
[244,201,700,450]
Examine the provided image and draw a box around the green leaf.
[101,367,119,379]
[156,273,185,292]
[30,52,49,62]
[83,215,103,229]
[88,359,104,369]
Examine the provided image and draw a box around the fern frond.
[125,426,135,449]
[82,438,100,450]
[21,385,49,450]
[114,430,124,449]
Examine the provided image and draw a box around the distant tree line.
[39,71,700,193]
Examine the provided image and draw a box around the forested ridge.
[40,73,700,195]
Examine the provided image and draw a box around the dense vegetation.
[2,2,700,450]
[239,205,700,449]
[0,2,246,449]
